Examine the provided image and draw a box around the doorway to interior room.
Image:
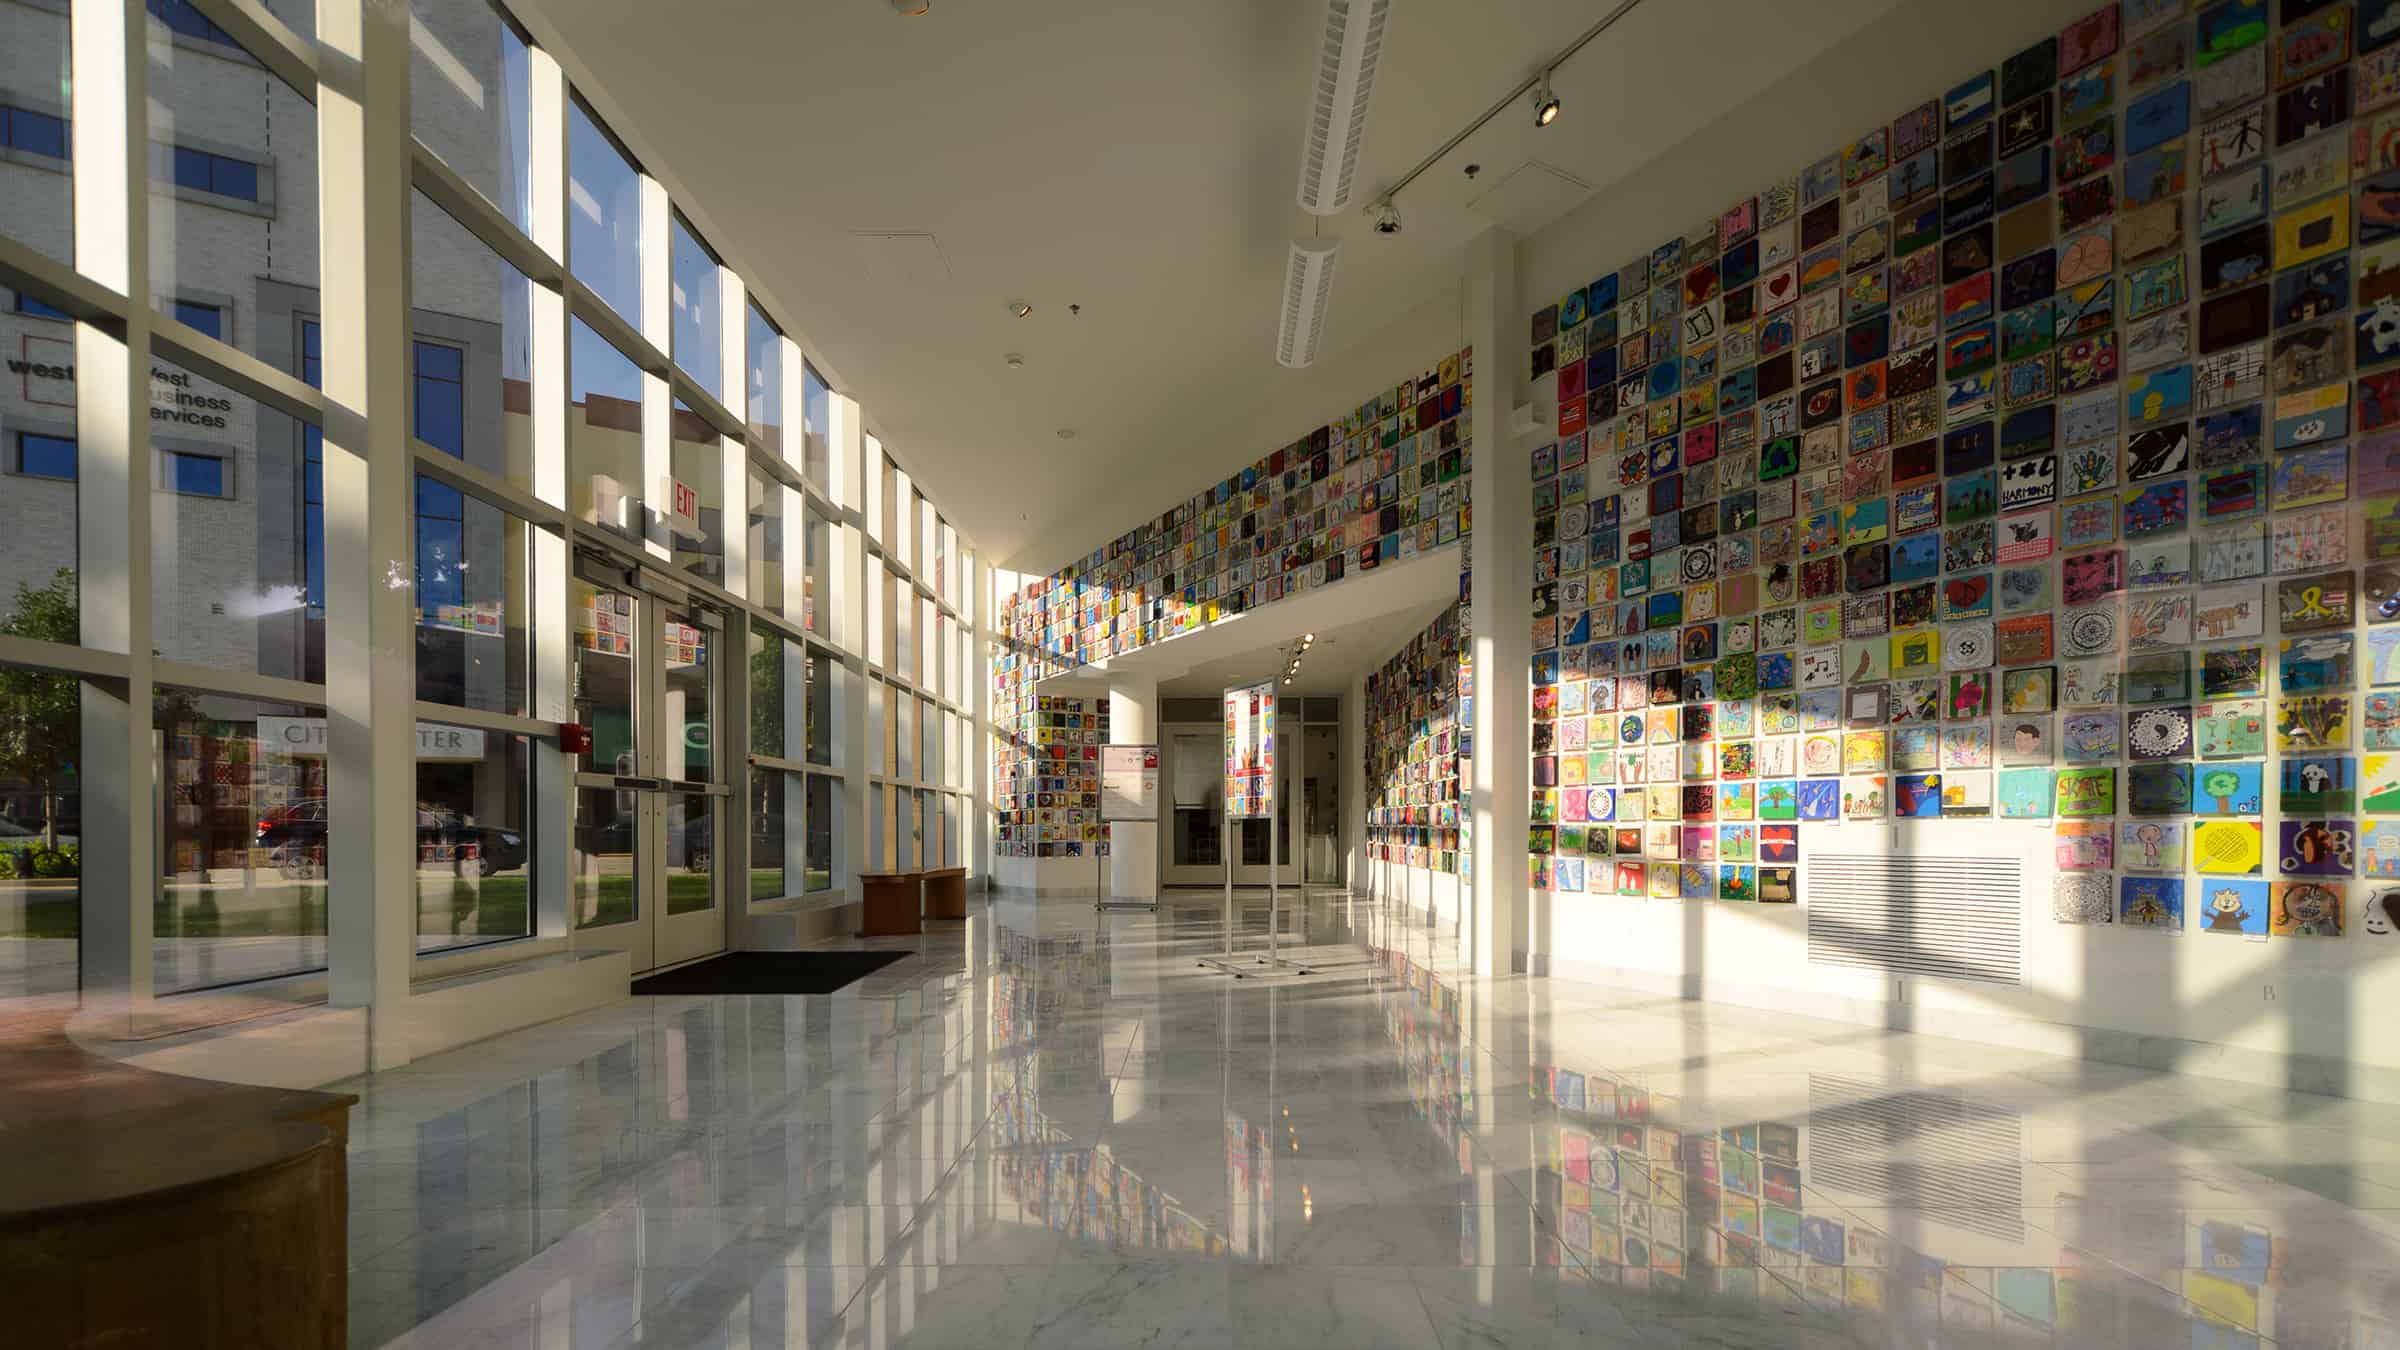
[1160,715,1304,888]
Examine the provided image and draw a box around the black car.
[255,800,527,877]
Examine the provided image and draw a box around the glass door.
[1161,724,1299,888]
[569,555,728,972]
[653,599,726,968]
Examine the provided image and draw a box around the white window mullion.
[71,0,157,1014]
[526,43,573,940]
[719,269,748,602]
[318,0,419,1028]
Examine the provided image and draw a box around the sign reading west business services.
[13,335,235,428]
[1223,682,1275,819]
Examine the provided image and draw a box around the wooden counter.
[0,1002,356,1348]
[921,867,968,920]
[857,872,925,937]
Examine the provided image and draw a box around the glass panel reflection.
[0,669,78,999]
[155,691,330,992]
[571,581,638,776]
[664,792,713,915]
[572,785,635,929]
[414,727,531,953]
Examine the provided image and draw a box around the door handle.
[611,775,667,791]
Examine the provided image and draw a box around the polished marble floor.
[341,887,2400,1349]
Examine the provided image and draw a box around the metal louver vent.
[1807,1074,2025,1243]
[1296,0,1392,215]
[1277,238,1340,369]
[1805,853,2021,985]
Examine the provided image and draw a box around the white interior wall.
[950,0,2396,1096]
[1492,0,2399,1098]
[1199,0,2400,1097]
[1517,0,2100,313]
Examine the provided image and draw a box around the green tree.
[751,634,786,758]
[0,569,79,848]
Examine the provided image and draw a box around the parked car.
[580,812,715,873]
[254,799,526,877]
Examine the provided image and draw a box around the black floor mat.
[630,950,909,996]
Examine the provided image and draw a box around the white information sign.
[1101,744,1159,822]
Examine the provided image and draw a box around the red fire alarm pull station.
[559,723,593,755]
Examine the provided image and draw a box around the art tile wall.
[1519,0,2400,1088]
[1363,596,1472,877]
[992,350,1474,860]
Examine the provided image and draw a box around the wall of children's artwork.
[1364,599,1471,879]
[992,351,1475,863]
[1518,0,2400,1080]
[994,694,1108,860]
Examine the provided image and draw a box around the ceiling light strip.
[1277,238,1341,369]
[1296,0,1394,215]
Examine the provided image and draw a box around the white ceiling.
[523,0,1924,569]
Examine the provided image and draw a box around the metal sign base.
[1197,953,1313,978]
[1199,775,1310,976]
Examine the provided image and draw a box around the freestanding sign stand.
[1097,743,1160,912]
[1202,680,1309,978]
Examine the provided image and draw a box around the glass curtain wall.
[0,0,980,1010]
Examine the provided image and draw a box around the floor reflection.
[340,888,2400,1349]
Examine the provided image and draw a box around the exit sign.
[667,476,703,538]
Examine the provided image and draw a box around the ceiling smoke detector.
[1004,353,1026,369]
[1055,428,1077,440]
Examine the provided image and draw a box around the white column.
[71,0,153,1020]
[832,395,872,895]
[526,43,572,940]
[1465,226,1528,977]
[320,0,419,1042]
[1106,670,1159,900]
[970,551,992,887]
[1342,671,1366,895]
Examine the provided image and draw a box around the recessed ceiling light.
[1007,300,1034,319]
[889,0,929,13]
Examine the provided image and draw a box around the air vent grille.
[1805,853,2021,985]
[1807,1074,2025,1243]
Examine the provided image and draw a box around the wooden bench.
[0,1003,357,1348]
[857,870,925,937]
[922,866,969,920]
